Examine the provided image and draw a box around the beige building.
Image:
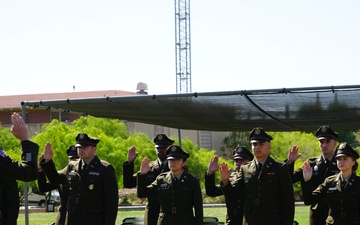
[0,86,228,152]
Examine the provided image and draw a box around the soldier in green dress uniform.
[220,127,294,225]
[41,133,118,225]
[205,146,253,225]
[137,145,203,225]
[123,134,174,225]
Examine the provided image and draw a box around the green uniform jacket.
[0,140,39,225]
[222,157,294,225]
[137,170,203,225]
[0,177,20,225]
[38,171,68,225]
[123,159,169,225]
[41,156,118,225]
[205,172,243,225]
[290,154,340,225]
[302,173,360,225]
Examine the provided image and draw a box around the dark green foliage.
[220,131,250,159]
[3,115,359,201]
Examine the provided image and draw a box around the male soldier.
[38,145,79,225]
[41,133,118,225]
[220,127,294,225]
[0,177,20,225]
[123,134,174,225]
[287,125,340,225]
[0,112,39,225]
[205,146,253,225]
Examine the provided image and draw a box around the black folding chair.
[121,222,143,225]
[122,217,144,222]
[203,216,219,225]
[121,217,144,225]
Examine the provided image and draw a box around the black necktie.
[173,177,179,187]
[341,180,348,190]
[325,159,331,167]
[81,162,87,176]
[256,163,263,178]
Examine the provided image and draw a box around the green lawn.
[19,205,309,225]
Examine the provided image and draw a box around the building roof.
[21,85,360,132]
[0,90,137,109]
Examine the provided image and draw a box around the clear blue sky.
[1,1,359,96]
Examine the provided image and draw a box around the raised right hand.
[287,145,301,164]
[219,162,231,184]
[127,145,138,163]
[140,157,151,175]
[42,142,53,162]
[301,161,313,182]
[207,155,219,174]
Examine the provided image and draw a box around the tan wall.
[128,121,228,154]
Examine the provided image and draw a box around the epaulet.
[190,173,199,180]
[325,174,337,181]
[273,159,286,165]
[158,172,168,177]
[307,157,319,162]
[100,160,111,166]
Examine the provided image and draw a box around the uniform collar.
[171,169,184,180]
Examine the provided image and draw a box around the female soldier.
[137,145,203,225]
[302,142,360,225]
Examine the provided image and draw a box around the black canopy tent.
[21,85,360,132]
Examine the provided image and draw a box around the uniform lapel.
[82,156,100,178]
[259,157,272,179]
[249,160,257,179]
[334,174,342,192]
[164,172,173,187]
[75,160,81,175]
[177,172,188,189]
[340,173,356,192]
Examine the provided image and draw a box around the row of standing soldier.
[126,125,360,225]
[2,114,359,225]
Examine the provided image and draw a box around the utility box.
[46,200,55,212]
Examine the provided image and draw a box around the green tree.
[337,130,359,147]
[220,131,250,159]
[31,116,142,188]
[29,116,225,190]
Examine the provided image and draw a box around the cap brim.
[167,155,184,160]
[155,144,171,148]
[335,153,356,159]
[75,143,93,147]
[250,139,268,143]
[318,136,334,140]
[233,156,244,160]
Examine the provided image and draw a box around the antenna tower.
[175,0,191,94]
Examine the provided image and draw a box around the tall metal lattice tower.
[175,0,191,94]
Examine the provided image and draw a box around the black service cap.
[166,145,190,160]
[75,133,100,147]
[233,146,254,160]
[335,142,359,159]
[66,145,79,159]
[315,125,338,140]
[250,127,273,143]
[153,134,174,148]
